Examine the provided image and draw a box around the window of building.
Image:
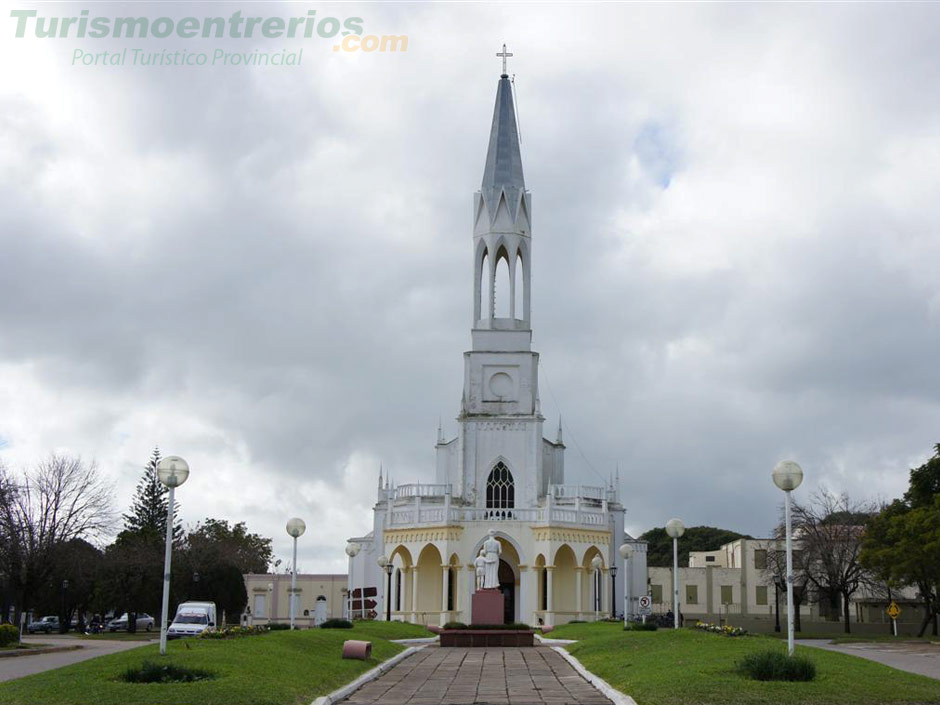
[486,462,515,509]
[720,585,733,605]
[651,584,663,603]
[754,549,768,570]
[756,585,768,606]
[447,568,456,611]
[686,585,698,604]
[705,556,716,563]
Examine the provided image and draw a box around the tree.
[785,489,875,633]
[861,444,940,637]
[184,519,272,574]
[122,447,182,540]
[639,526,752,567]
[0,454,114,626]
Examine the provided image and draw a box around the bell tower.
[442,49,550,509]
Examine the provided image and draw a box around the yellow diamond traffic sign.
[886,601,901,619]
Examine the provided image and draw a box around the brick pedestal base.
[471,588,504,625]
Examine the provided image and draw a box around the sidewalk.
[339,646,613,705]
[797,639,940,680]
[0,635,153,682]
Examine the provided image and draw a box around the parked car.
[107,613,155,632]
[27,616,60,633]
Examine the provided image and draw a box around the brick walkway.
[340,646,613,705]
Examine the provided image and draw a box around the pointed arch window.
[486,462,515,518]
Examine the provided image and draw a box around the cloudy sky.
[2,2,938,573]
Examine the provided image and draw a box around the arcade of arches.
[385,536,612,626]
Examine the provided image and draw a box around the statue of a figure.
[474,549,486,590]
[482,529,501,589]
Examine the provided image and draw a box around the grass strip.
[552,621,940,705]
[0,621,429,705]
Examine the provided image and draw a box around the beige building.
[242,573,346,627]
[647,537,925,635]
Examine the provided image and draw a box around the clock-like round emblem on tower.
[488,372,514,399]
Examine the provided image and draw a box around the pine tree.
[122,447,181,538]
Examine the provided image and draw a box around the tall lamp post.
[286,518,306,630]
[773,460,803,656]
[618,543,633,627]
[345,543,361,619]
[377,556,393,621]
[591,555,602,621]
[665,518,685,630]
[157,455,189,656]
[609,564,617,619]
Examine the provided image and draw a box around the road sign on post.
[887,601,901,636]
[638,595,652,614]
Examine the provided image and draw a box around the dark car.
[26,616,60,633]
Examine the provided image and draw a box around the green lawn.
[0,622,431,705]
[552,622,940,705]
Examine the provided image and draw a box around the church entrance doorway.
[499,559,515,624]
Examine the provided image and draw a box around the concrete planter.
[439,629,535,647]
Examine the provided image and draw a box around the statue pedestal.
[471,588,504,625]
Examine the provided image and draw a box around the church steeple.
[473,45,532,331]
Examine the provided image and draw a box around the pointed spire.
[378,464,384,490]
[556,417,564,444]
[437,417,444,444]
[481,67,525,222]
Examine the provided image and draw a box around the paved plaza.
[797,639,940,681]
[340,646,614,705]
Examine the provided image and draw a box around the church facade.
[347,63,648,627]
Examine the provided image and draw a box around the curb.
[551,645,638,705]
[311,644,427,705]
[0,645,83,659]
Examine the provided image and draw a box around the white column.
[440,565,450,626]
[410,567,419,622]
[575,567,584,619]
[519,565,532,625]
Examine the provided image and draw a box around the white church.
[347,55,648,627]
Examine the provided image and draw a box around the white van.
[166,601,217,639]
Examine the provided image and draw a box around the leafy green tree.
[862,444,940,637]
[639,526,752,567]
[184,519,272,574]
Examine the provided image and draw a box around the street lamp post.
[377,556,393,621]
[157,455,190,656]
[61,580,69,633]
[591,555,602,622]
[609,564,617,619]
[618,543,633,627]
[773,460,804,657]
[286,518,307,630]
[665,518,685,630]
[345,543,361,620]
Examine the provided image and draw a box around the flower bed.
[198,625,269,639]
[695,621,747,637]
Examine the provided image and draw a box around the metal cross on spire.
[497,43,513,76]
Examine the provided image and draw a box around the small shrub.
[739,650,817,682]
[320,619,353,629]
[625,622,658,631]
[0,624,19,647]
[568,619,587,624]
[443,621,468,630]
[266,622,291,631]
[120,661,215,684]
